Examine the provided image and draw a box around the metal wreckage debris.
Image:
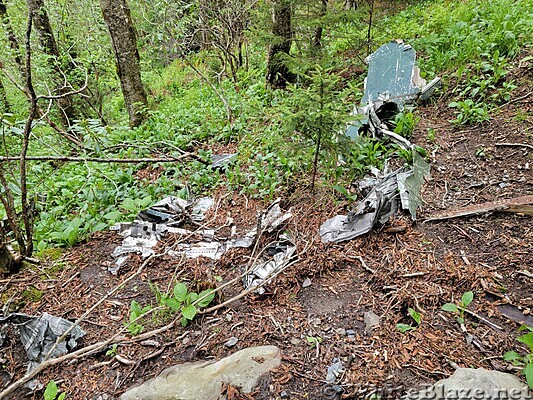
[111,196,295,293]
[0,312,85,388]
[320,40,437,243]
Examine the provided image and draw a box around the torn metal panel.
[400,151,430,220]
[0,312,85,371]
[137,196,213,224]
[419,77,443,102]
[362,40,424,108]
[258,198,293,233]
[169,199,292,260]
[320,156,429,243]
[170,235,255,260]
[242,238,297,295]
[344,40,441,140]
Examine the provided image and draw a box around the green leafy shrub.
[449,100,489,125]
[504,325,533,390]
[159,282,216,326]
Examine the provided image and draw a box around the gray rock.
[120,346,281,400]
[404,368,531,400]
[302,278,312,288]
[363,311,381,336]
[290,338,301,346]
[224,336,238,347]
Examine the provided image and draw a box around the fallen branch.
[0,153,194,163]
[0,313,179,399]
[424,195,533,222]
[44,253,157,360]
[495,142,533,151]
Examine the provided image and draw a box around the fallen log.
[424,195,533,222]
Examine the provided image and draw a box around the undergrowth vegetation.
[0,0,531,250]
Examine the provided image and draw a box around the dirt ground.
[0,57,531,400]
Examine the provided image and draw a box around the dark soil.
[1,57,532,400]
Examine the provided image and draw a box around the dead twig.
[0,153,194,163]
[497,91,532,109]
[463,309,503,331]
[345,255,375,274]
[495,142,533,151]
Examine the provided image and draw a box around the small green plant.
[442,291,474,324]
[105,343,118,357]
[306,336,323,348]
[475,147,487,158]
[449,100,490,125]
[126,300,152,336]
[333,184,357,202]
[426,128,436,143]
[43,380,65,400]
[159,282,215,327]
[503,325,533,390]
[396,307,422,333]
[392,111,419,138]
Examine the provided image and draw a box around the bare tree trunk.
[344,0,357,10]
[266,0,295,88]
[26,0,76,128]
[100,0,148,127]
[312,0,328,50]
[0,0,25,80]
[0,76,9,112]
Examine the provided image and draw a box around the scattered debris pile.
[111,196,295,292]
[321,40,438,242]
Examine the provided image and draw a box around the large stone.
[404,368,532,400]
[120,346,281,400]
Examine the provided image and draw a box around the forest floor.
[1,55,532,400]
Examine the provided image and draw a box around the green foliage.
[448,100,490,125]
[503,325,533,390]
[396,307,422,333]
[392,111,419,139]
[126,300,152,336]
[442,291,474,324]
[1,0,530,255]
[105,344,118,358]
[333,184,357,203]
[158,282,215,327]
[43,380,66,400]
[306,336,323,348]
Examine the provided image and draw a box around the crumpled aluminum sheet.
[211,153,237,169]
[169,198,292,260]
[0,312,85,371]
[320,154,429,243]
[109,196,215,273]
[242,238,297,295]
[111,198,292,268]
[138,196,214,224]
[344,40,441,140]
